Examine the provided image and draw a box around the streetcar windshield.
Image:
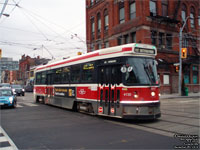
[124,57,158,85]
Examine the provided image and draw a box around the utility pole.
[0,0,9,19]
[178,16,190,95]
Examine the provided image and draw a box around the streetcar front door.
[98,65,121,116]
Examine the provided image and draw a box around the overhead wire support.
[0,0,9,19]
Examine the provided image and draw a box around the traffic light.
[175,66,179,72]
[181,48,187,59]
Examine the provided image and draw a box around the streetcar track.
[157,119,199,128]
[161,108,199,115]
[161,113,200,119]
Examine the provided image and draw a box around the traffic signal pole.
[178,16,190,95]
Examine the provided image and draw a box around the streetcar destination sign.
[134,47,155,54]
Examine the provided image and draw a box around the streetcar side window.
[54,68,62,84]
[82,62,95,83]
[62,67,70,84]
[41,72,46,84]
[71,64,81,83]
[35,72,41,85]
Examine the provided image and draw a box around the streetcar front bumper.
[122,102,161,120]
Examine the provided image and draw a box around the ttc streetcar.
[34,43,161,119]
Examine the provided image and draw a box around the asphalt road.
[0,93,199,149]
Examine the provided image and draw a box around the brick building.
[86,0,200,94]
[18,55,50,85]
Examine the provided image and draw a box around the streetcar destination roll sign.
[134,47,155,54]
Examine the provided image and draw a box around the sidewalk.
[160,92,200,99]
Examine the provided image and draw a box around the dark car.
[0,87,17,108]
[11,85,25,96]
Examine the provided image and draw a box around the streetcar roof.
[35,43,157,72]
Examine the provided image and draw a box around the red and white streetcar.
[34,43,161,119]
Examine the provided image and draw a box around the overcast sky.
[0,0,86,61]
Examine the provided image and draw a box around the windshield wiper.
[143,64,153,85]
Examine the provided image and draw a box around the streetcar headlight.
[159,93,161,97]
[151,92,156,97]
[12,89,15,92]
[133,92,138,98]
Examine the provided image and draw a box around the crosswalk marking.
[17,103,39,108]
[0,137,8,142]
[0,127,18,150]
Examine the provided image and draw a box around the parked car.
[11,84,25,96]
[0,87,17,108]
[0,83,11,88]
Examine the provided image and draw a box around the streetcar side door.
[97,65,121,116]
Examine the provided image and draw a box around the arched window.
[181,4,187,22]
[97,13,101,38]
[190,7,195,28]
[104,9,109,31]
[90,17,95,40]
[119,1,125,24]
[97,13,101,32]
[162,0,168,17]
[129,0,136,19]
[150,0,157,16]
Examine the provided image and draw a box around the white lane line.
[0,127,18,150]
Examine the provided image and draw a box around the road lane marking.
[0,147,14,150]
[0,127,18,150]
[0,137,7,142]
[23,103,38,107]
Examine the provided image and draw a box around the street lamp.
[178,16,190,95]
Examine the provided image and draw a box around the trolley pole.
[178,16,190,95]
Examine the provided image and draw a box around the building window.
[162,0,168,17]
[182,4,187,22]
[192,66,198,84]
[163,74,169,85]
[166,34,172,49]
[118,36,123,45]
[91,43,95,52]
[150,0,157,16]
[190,7,195,28]
[183,35,189,48]
[198,9,200,26]
[97,13,101,38]
[159,32,164,46]
[151,31,157,45]
[97,43,102,50]
[124,34,129,44]
[184,67,190,84]
[119,2,125,24]
[129,1,136,20]
[91,0,94,6]
[104,41,109,48]
[104,9,109,31]
[131,32,136,43]
[91,17,95,40]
